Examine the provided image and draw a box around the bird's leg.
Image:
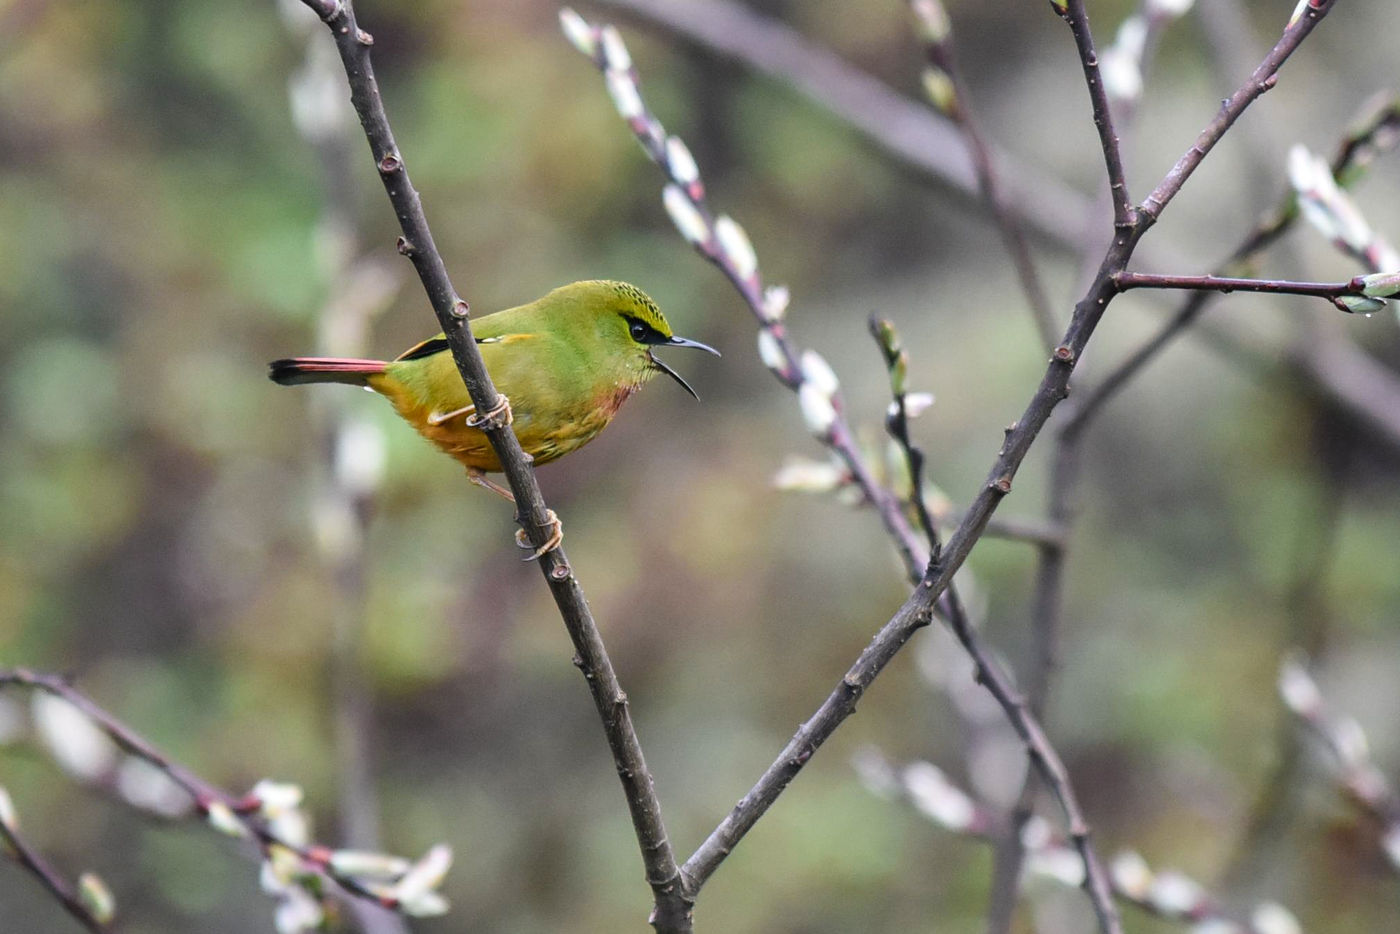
[427,403,476,427]
[465,393,513,430]
[466,466,564,559]
[466,467,515,501]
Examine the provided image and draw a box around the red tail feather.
[268,356,387,387]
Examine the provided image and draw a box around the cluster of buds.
[205,779,453,931]
[1098,0,1195,106]
[1110,851,1300,934]
[1279,655,1400,871]
[560,7,768,298]
[14,684,454,929]
[855,748,1302,932]
[909,0,959,117]
[1288,144,1400,287]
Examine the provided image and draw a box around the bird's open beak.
[649,336,720,401]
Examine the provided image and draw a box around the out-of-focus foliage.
[2,0,1399,931]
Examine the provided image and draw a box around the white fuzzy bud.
[336,418,385,499]
[1146,0,1195,15]
[268,806,311,849]
[757,329,787,374]
[605,69,644,121]
[0,785,16,831]
[205,801,249,839]
[1251,902,1302,934]
[328,850,413,880]
[800,350,840,397]
[78,872,116,925]
[1100,44,1142,104]
[1278,656,1321,714]
[665,136,700,186]
[762,285,790,322]
[1382,824,1400,870]
[798,382,837,437]
[1191,921,1242,934]
[1335,295,1388,315]
[261,845,305,893]
[1149,870,1205,915]
[903,392,935,418]
[850,748,899,798]
[1110,850,1153,899]
[910,0,952,43]
[116,757,192,817]
[1026,846,1086,887]
[1361,270,1400,297]
[772,457,845,493]
[662,184,710,247]
[32,693,118,783]
[393,844,453,904]
[714,215,758,280]
[901,762,975,831]
[598,25,631,71]
[558,8,597,58]
[921,68,957,114]
[252,780,305,817]
[274,887,325,934]
[400,890,450,917]
[1332,716,1370,768]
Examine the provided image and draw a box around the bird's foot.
[466,393,513,430]
[515,509,563,560]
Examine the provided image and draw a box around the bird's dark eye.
[629,321,649,342]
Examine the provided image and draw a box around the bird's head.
[562,280,720,399]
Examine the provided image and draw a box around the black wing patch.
[394,335,501,362]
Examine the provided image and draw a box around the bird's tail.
[268,357,387,387]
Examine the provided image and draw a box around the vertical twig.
[293,2,689,929]
[909,0,1058,351]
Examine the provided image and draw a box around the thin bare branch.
[0,814,112,933]
[1058,0,1135,228]
[909,0,1058,351]
[294,3,687,929]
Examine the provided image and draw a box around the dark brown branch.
[1059,0,1134,228]
[0,816,112,933]
[595,0,1092,248]
[682,5,1336,929]
[1064,91,1400,442]
[1140,0,1336,219]
[294,4,687,929]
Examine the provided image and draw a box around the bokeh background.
[3,0,1400,931]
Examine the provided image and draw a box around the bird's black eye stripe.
[624,315,665,344]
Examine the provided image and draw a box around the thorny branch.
[294,2,689,929]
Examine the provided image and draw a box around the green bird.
[269,280,718,555]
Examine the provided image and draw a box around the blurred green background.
[3,0,1399,931]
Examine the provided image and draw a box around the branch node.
[376,153,403,175]
[356,28,374,46]
[991,476,1013,495]
[451,299,470,319]
[1053,345,1076,364]
[395,236,414,256]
